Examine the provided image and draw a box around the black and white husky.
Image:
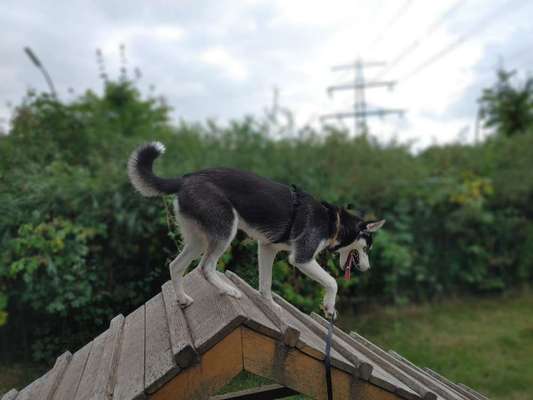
[128,142,385,319]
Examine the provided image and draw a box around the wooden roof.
[2,269,489,400]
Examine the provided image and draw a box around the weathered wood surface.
[456,384,488,400]
[53,341,93,400]
[182,269,246,354]
[73,315,124,400]
[387,350,468,400]
[226,271,299,346]
[151,327,244,400]
[219,272,281,340]
[208,383,298,400]
[145,293,179,394]
[272,293,360,375]
[6,268,482,400]
[310,313,431,400]
[76,330,109,400]
[1,389,18,400]
[114,305,146,400]
[1,389,19,400]
[350,380,408,400]
[423,369,486,400]
[34,351,71,400]
[92,314,125,400]
[161,280,197,368]
[242,326,400,400]
[274,302,372,379]
[13,373,47,400]
[12,372,52,400]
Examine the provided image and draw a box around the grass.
[338,289,533,400]
[2,291,532,399]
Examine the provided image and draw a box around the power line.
[400,0,528,81]
[366,0,415,53]
[374,0,468,80]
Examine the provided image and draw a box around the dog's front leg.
[292,259,338,320]
[258,242,278,300]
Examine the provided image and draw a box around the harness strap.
[322,202,342,251]
[324,317,334,400]
[273,184,300,243]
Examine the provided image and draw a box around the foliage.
[0,65,532,364]
[479,68,533,137]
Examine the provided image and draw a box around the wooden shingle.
[7,268,487,400]
[113,305,146,400]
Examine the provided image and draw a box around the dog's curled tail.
[128,142,182,196]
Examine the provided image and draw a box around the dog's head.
[334,212,385,273]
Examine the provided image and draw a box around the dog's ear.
[362,219,386,232]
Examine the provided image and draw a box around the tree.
[479,68,533,137]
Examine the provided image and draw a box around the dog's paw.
[177,294,194,308]
[269,299,283,315]
[223,287,242,299]
[321,304,338,321]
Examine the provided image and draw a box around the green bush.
[0,69,532,364]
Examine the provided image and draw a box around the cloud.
[1,0,533,148]
[200,47,249,81]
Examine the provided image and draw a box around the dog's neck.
[321,201,342,249]
[329,210,341,247]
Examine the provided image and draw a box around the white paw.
[322,303,337,321]
[223,287,242,299]
[177,294,194,308]
[268,299,283,315]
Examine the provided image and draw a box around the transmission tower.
[322,59,403,135]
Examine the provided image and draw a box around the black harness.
[273,184,301,243]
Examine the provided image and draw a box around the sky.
[1,0,533,149]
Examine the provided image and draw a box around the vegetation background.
[0,59,532,399]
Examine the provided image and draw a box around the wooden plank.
[225,271,299,346]
[273,293,367,377]
[53,341,93,400]
[209,384,298,400]
[13,379,37,400]
[310,313,429,400]
[386,350,467,400]
[151,327,244,400]
[457,384,488,400]
[242,327,389,400]
[1,389,18,400]
[423,368,486,400]
[34,351,72,400]
[350,380,406,400]
[91,314,125,400]
[145,293,179,394]
[182,269,246,354]
[161,280,197,368]
[219,273,281,341]
[75,330,109,400]
[113,305,146,400]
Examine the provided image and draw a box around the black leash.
[324,316,334,400]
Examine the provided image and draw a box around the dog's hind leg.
[170,208,204,307]
[200,212,242,298]
[170,242,202,307]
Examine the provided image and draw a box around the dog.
[128,142,385,319]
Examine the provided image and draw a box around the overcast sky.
[2,0,533,148]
